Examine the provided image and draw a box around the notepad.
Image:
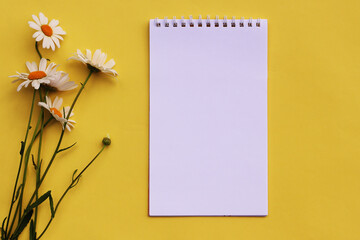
[149,16,268,216]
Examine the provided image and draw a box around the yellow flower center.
[28,71,47,80]
[41,25,53,37]
[50,107,62,118]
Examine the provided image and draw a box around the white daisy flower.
[9,58,59,92]
[38,96,76,132]
[69,49,118,76]
[28,12,66,51]
[45,72,78,92]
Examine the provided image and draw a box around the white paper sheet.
[149,18,268,216]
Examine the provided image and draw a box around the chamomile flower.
[45,72,78,92]
[28,12,66,51]
[69,49,118,76]
[38,96,76,131]
[9,58,59,92]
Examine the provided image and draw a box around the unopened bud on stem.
[102,134,111,146]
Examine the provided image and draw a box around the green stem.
[33,117,53,140]
[4,89,36,237]
[7,117,53,235]
[36,145,106,240]
[35,42,50,61]
[8,91,43,237]
[12,71,93,239]
[35,42,42,60]
[25,70,93,212]
[34,89,45,232]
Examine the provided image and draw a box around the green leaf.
[57,142,77,153]
[70,177,81,189]
[26,191,55,218]
[36,160,42,184]
[31,154,36,170]
[10,209,33,240]
[1,217,6,231]
[1,229,5,240]
[27,191,51,211]
[70,169,81,189]
[14,184,23,203]
[29,220,36,240]
[71,169,78,181]
[1,217,7,240]
[49,194,55,218]
[19,141,25,155]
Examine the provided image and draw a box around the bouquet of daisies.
[1,12,117,240]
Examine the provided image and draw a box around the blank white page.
[149,18,268,216]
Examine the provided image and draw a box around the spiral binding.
[154,15,261,28]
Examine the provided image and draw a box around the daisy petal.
[62,82,78,90]
[39,12,48,25]
[32,31,41,38]
[35,34,44,42]
[53,34,63,40]
[70,49,117,77]
[92,49,101,65]
[32,80,40,89]
[26,61,35,72]
[51,36,60,48]
[49,19,59,28]
[17,81,28,92]
[24,81,31,88]
[38,102,50,110]
[32,15,41,25]
[43,37,50,49]
[66,124,71,132]
[39,58,47,71]
[54,97,63,109]
[29,21,41,30]
[53,26,66,35]
[31,62,38,71]
[104,59,115,68]
[50,39,55,51]
[85,49,92,60]
[99,53,107,66]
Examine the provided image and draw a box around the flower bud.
[102,135,111,146]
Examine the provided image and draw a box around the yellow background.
[0,0,359,239]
